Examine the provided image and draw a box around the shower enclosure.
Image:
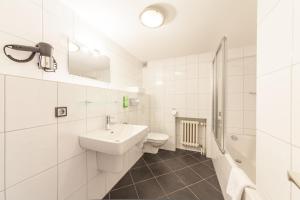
[212,37,227,153]
[212,37,256,183]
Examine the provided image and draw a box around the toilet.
[143,132,169,154]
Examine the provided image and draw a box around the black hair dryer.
[3,42,57,72]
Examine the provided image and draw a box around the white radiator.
[181,120,200,147]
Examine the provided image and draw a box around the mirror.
[68,40,111,82]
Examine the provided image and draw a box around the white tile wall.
[0,75,4,133]
[0,134,4,191]
[257,0,300,198]
[292,65,300,147]
[58,120,86,162]
[5,76,57,131]
[58,153,87,200]
[257,68,291,142]
[0,74,149,200]
[292,146,300,200]
[257,132,291,200]
[6,125,57,187]
[0,191,4,200]
[58,83,86,123]
[6,167,57,200]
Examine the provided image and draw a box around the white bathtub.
[212,134,261,200]
[226,134,256,183]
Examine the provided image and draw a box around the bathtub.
[212,134,261,200]
[226,134,256,183]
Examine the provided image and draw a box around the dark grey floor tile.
[132,157,146,169]
[131,166,154,183]
[190,163,215,179]
[143,153,163,164]
[178,155,199,166]
[149,161,172,176]
[189,181,224,200]
[163,158,186,171]
[168,188,198,200]
[175,167,203,185]
[202,159,214,169]
[135,178,165,199]
[191,152,209,162]
[112,172,133,190]
[206,175,221,192]
[110,185,138,199]
[157,149,176,160]
[157,173,185,194]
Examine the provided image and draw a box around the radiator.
[181,120,200,147]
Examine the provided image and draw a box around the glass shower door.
[212,37,227,153]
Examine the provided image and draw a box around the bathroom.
[0,0,299,200]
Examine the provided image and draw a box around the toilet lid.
[147,133,169,141]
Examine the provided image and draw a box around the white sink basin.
[79,124,149,155]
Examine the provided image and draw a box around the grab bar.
[288,171,300,189]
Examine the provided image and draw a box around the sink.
[79,124,149,155]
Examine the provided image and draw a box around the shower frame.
[212,37,227,154]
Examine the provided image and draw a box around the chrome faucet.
[105,115,112,130]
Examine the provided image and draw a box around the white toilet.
[143,132,169,154]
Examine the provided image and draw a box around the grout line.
[5,122,58,134]
[56,81,59,200]
[3,75,6,200]
[129,169,139,199]
[5,164,58,190]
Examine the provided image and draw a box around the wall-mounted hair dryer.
[3,42,57,72]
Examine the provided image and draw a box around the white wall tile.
[6,125,57,187]
[86,87,108,118]
[257,68,291,142]
[6,167,57,200]
[257,132,291,200]
[228,48,243,60]
[225,111,243,129]
[244,76,256,94]
[87,174,106,199]
[5,76,57,131]
[244,93,256,110]
[0,191,4,200]
[227,59,243,76]
[0,75,3,133]
[292,147,300,200]
[243,46,257,57]
[244,56,257,75]
[244,110,256,129]
[226,76,243,93]
[0,0,43,42]
[293,0,300,65]
[58,83,86,122]
[259,0,293,75]
[225,94,243,110]
[58,153,87,200]
[58,120,86,162]
[65,186,87,200]
[0,134,4,191]
[292,65,300,147]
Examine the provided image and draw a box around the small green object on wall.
[123,96,129,108]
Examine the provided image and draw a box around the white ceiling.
[63,0,257,61]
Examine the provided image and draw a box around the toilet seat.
[147,133,169,142]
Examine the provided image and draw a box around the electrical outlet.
[55,107,67,117]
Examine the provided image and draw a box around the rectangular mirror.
[68,40,111,82]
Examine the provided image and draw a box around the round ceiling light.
[140,7,165,28]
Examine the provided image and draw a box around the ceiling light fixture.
[140,7,165,28]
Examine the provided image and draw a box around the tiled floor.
[103,149,224,200]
